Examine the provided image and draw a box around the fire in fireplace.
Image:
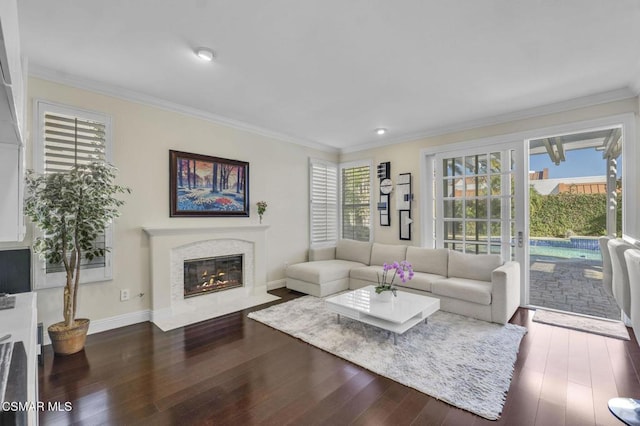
[183,254,243,298]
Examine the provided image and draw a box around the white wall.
[24,77,337,329]
[341,97,640,246]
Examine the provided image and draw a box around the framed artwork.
[378,195,390,226]
[396,173,412,210]
[399,210,412,240]
[398,172,412,240]
[169,150,249,217]
[378,161,391,227]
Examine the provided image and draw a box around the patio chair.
[608,247,640,425]
[625,248,640,343]
[599,236,614,296]
[608,238,635,319]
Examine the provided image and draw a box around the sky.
[529,148,621,179]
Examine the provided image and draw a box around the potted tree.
[24,162,130,355]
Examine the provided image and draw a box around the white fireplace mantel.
[143,224,278,331]
[143,224,270,237]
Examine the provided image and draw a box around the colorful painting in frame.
[169,150,249,217]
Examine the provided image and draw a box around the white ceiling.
[16,1,640,152]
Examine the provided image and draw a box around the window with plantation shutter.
[309,159,338,246]
[33,100,114,289]
[43,113,107,173]
[340,161,372,242]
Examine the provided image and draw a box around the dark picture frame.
[169,150,249,217]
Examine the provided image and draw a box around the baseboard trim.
[267,279,286,290]
[42,281,287,346]
[42,309,151,346]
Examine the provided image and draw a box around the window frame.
[339,159,373,242]
[32,99,114,289]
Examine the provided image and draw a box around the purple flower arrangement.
[375,260,414,297]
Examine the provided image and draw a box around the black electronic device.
[0,249,31,294]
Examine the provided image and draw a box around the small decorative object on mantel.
[375,260,414,301]
[256,201,268,223]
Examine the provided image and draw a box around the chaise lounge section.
[286,240,520,324]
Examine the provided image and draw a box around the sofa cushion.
[448,250,501,281]
[350,266,443,293]
[309,246,336,261]
[432,277,493,305]
[406,247,449,276]
[336,239,372,265]
[286,260,365,284]
[349,265,382,283]
[370,243,408,266]
[396,271,444,293]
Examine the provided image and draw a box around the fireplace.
[144,225,280,331]
[183,254,243,297]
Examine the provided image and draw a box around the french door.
[431,142,525,285]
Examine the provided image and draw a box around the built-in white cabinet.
[0,0,25,146]
[0,0,26,242]
[0,143,25,241]
[0,292,38,426]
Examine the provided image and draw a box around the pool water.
[529,244,602,261]
[529,237,602,261]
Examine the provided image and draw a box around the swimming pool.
[529,237,602,261]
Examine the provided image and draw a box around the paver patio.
[529,254,620,320]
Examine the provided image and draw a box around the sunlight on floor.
[583,268,603,280]
[530,262,556,273]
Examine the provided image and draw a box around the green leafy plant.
[257,200,267,222]
[529,187,621,237]
[24,162,130,329]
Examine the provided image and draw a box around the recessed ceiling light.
[376,128,387,135]
[195,47,214,62]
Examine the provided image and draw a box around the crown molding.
[28,64,339,154]
[630,75,640,96]
[341,86,637,154]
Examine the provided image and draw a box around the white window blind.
[44,113,106,173]
[34,101,113,288]
[310,159,338,246]
[341,163,371,242]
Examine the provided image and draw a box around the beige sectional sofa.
[286,240,520,324]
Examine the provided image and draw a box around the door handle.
[517,231,523,248]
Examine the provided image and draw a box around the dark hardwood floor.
[38,288,638,425]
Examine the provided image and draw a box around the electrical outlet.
[120,289,130,301]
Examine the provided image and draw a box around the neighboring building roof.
[529,168,549,180]
[530,176,606,195]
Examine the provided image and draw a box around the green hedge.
[529,189,622,237]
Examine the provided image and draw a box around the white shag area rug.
[533,309,630,340]
[248,296,527,420]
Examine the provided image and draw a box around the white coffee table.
[325,285,440,344]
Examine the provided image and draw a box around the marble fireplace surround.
[143,225,279,331]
